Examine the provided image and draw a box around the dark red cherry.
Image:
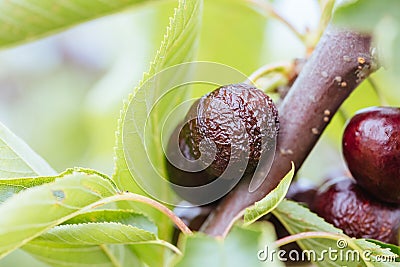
[312,177,400,244]
[342,106,400,204]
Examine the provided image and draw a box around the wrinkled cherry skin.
[342,107,400,204]
[312,177,400,244]
[183,83,279,177]
[165,125,216,187]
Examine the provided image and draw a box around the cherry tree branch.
[202,25,375,236]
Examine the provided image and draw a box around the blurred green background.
[0,0,314,176]
[0,0,399,265]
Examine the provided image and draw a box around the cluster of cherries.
[310,106,400,244]
[165,82,400,246]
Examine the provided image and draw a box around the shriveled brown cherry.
[312,177,400,244]
[183,83,279,178]
[342,106,400,204]
[165,124,216,187]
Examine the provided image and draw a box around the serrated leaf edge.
[244,162,295,225]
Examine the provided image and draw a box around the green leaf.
[0,121,55,178]
[112,0,203,238]
[113,0,202,192]
[28,222,156,245]
[0,171,174,266]
[129,242,176,267]
[0,168,114,204]
[63,209,157,234]
[365,239,400,261]
[23,220,178,267]
[1,249,48,267]
[0,176,56,204]
[334,0,400,32]
[244,162,295,225]
[174,223,283,267]
[0,170,118,259]
[23,242,143,267]
[273,199,399,266]
[22,210,178,267]
[0,0,156,48]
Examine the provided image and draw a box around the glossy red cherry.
[342,106,400,204]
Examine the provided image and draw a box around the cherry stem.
[246,61,293,85]
[246,0,306,43]
[116,192,192,235]
[311,0,336,50]
[274,231,374,266]
[275,231,347,247]
[138,240,183,255]
[90,192,192,236]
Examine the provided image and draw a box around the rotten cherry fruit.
[312,177,400,244]
[165,124,216,188]
[182,83,279,178]
[165,83,279,203]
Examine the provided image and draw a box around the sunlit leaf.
[366,239,400,260]
[174,223,283,267]
[0,121,55,178]
[244,162,295,225]
[31,222,156,245]
[0,176,55,204]
[0,170,118,259]
[0,0,156,48]
[63,209,157,233]
[23,243,143,267]
[112,0,203,239]
[22,219,177,267]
